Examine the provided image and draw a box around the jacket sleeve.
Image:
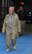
[17,15,21,32]
[2,16,6,33]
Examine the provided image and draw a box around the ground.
[0,33,32,54]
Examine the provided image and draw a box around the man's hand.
[2,30,5,36]
[2,29,5,35]
[2,30,4,33]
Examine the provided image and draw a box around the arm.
[17,15,21,33]
[2,16,6,33]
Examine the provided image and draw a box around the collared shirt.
[7,14,14,28]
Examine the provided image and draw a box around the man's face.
[9,7,14,14]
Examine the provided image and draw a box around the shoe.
[13,46,16,50]
[6,46,10,52]
[6,48,10,52]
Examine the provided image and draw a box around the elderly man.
[2,3,21,52]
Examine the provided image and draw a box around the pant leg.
[21,21,25,34]
[20,20,22,32]
[6,29,11,47]
[11,29,16,46]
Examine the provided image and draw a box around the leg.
[21,21,25,34]
[11,29,16,50]
[6,29,11,52]
[12,39,16,50]
[22,21,25,34]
